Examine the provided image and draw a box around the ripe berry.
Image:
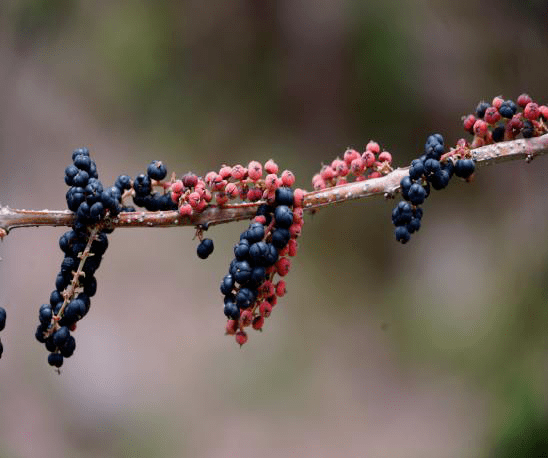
[499,100,517,119]
[233,260,252,284]
[223,300,240,320]
[197,238,214,259]
[395,226,411,244]
[115,174,132,191]
[454,159,475,178]
[275,187,294,206]
[274,205,293,229]
[52,326,70,347]
[147,161,167,181]
[0,307,6,331]
[48,353,63,368]
[133,174,152,196]
[492,126,505,142]
[408,183,426,205]
[475,102,490,119]
[73,154,92,171]
[271,228,291,249]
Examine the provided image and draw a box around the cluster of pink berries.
[311,141,393,190]
[169,160,298,216]
[462,94,547,148]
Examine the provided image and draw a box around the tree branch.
[1,133,547,237]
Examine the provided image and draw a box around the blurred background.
[0,1,548,457]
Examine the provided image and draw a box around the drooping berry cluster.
[463,94,547,147]
[220,185,304,346]
[0,307,5,358]
[312,141,393,190]
[36,147,125,369]
[391,134,475,243]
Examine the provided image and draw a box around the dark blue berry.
[250,266,267,285]
[133,174,152,196]
[65,165,79,186]
[45,337,57,352]
[82,275,97,297]
[66,187,86,212]
[55,272,69,292]
[234,239,250,260]
[146,161,167,181]
[52,326,70,347]
[50,290,63,307]
[72,147,90,160]
[235,288,256,309]
[249,241,269,266]
[48,353,63,368]
[408,183,427,205]
[475,101,490,119]
[246,222,265,243]
[409,159,425,180]
[441,160,454,178]
[275,187,294,206]
[60,256,78,275]
[407,218,421,234]
[220,274,234,295]
[89,202,105,221]
[76,201,91,222]
[424,158,441,176]
[60,336,76,358]
[35,324,48,343]
[197,238,214,259]
[430,170,450,190]
[115,175,132,191]
[400,176,412,201]
[274,205,293,229]
[39,304,53,325]
[492,126,505,142]
[271,228,291,249]
[499,101,517,119]
[72,170,89,188]
[395,226,411,244]
[264,243,279,267]
[522,120,534,138]
[73,154,91,171]
[0,307,5,331]
[233,260,252,284]
[223,300,240,320]
[454,159,475,179]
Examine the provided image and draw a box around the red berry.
[247,188,263,201]
[281,170,295,187]
[276,257,291,276]
[378,151,392,163]
[195,199,208,212]
[259,301,272,317]
[524,102,540,121]
[362,151,376,168]
[225,182,239,198]
[293,208,303,224]
[368,171,382,179]
[350,158,365,175]
[343,149,360,166]
[463,114,476,133]
[276,280,286,297]
[473,119,489,138]
[288,239,298,257]
[331,159,349,177]
[179,203,192,216]
[188,192,201,208]
[260,281,275,297]
[225,320,238,335]
[248,161,263,181]
[293,188,305,207]
[254,215,267,224]
[252,316,264,330]
[265,159,279,175]
[265,174,278,190]
[171,180,184,194]
[539,105,548,120]
[365,141,380,155]
[231,165,247,181]
[517,93,532,108]
[171,191,181,204]
[289,223,302,238]
[219,165,232,179]
[215,193,229,205]
[182,173,198,188]
[240,310,253,327]
[235,331,248,346]
[492,96,504,109]
[484,107,501,125]
[320,165,335,181]
[204,171,217,186]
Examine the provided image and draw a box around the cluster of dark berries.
[312,141,393,190]
[219,186,304,346]
[392,134,475,244]
[463,94,547,148]
[130,161,178,212]
[36,147,124,369]
[0,307,5,358]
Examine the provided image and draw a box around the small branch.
[1,134,547,234]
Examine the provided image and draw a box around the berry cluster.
[0,307,5,358]
[463,94,548,147]
[220,185,304,346]
[36,148,124,369]
[312,141,393,190]
[392,134,475,243]
[129,161,178,212]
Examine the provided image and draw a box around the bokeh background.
[1,1,548,457]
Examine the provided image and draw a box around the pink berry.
[289,223,302,238]
[248,161,263,181]
[171,180,184,194]
[293,207,303,224]
[215,193,229,205]
[268,295,278,306]
[378,151,392,163]
[235,331,248,346]
[240,310,253,327]
[219,165,232,179]
[368,171,382,179]
[231,165,247,181]
[252,316,264,330]
[350,158,365,175]
[362,151,376,168]
[247,188,263,201]
[254,215,267,224]
[365,141,381,155]
[188,192,201,208]
[320,165,335,181]
[195,199,208,213]
[288,239,298,257]
[265,174,278,190]
[225,320,238,335]
[276,257,291,276]
[259,301,272,317]
[278,245,289,256]
[225,182,239,198]
[517,93,532,108]
[484,107,501,124]
[204,171,217,186]
[492,96,504,109]
[276,280,286,297]
[539,105,548,120]
[203,189,213,202]
[473,119,489,138]
[281,170,296,187]
[463,114,476,133]
[343,149,361,166]
[293,188,305,207]
[524,102,540,121]
[171,192,181,204]
[260,281,275,297]
[265,159,279,174]
[179,203,192,216]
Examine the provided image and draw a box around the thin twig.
[1,133,547,235]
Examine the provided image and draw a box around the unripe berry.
[252,316,264,330]
[524,102,540,121]
[492,96,504,109]
[540,105,548,120]
[365,141,380,154]
[188,192,201,208]
[231,165,247,180]
[343,149,361,166]
[517,93,532,108]
[240,310,253,327]
[288,239,298,257]
[259,301,272,317]
[276,280,286,297]
[248,161,263,181]
[320,165,336,180]
[265,159,279,174]
[235,331,248,346]
[276,257,291,276]
[484,107,501,124]
[179,203,192,216]
[368,171,382,179]
[378,151,392,163]
[225,320,238,335]
[182,173,198,188]
[362,151,376,168]
[463,114,476,133]
[265,174,278,190]
[281,170,295,187]
[247,188,263,201]
[473,119,489,138]
[350,158,365,175]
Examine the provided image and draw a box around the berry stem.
[1,134,547,235]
